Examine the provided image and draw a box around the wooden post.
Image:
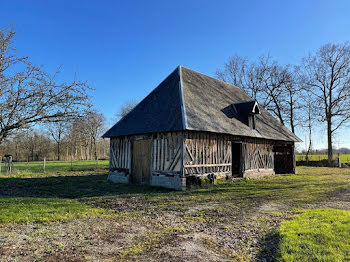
[0,156,2,174]
[150,136,154,177]
[71,156,73,171]
[43,157,46,173]
[109,140,113,171]
[338,153,341,168]
[291,144,296,173]
[181,132,185,178]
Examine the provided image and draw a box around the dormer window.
[248,103,259,129]
[248,114,256,129]
[252,102,260,114]
[221,100,260,129]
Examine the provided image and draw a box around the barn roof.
[103,66,301,142]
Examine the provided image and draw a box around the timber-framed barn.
[103,66,301,190]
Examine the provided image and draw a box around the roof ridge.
[178,65,187,129]
[233,100,256,104]
[180,65,244,90]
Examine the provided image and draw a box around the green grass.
[296,154,350,162]
[276,209,350,262]
[0,159,109,174]
[0,166,350,260]
[0,197,106,223]
[1,166,350,225]
[142,166,350,208]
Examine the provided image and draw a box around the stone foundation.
[243,168,275,178]
[213,172,231,179]
[108,171,129,184]
[150,174,186,190]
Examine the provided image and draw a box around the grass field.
[277,209,350,261]
[296,154,350,162]
[0,166,350,260]
[0,159,109,174]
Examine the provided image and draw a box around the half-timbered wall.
[109,131,295,189]
[110,137,131,171]
[183,132,275,177]
[151,132,182,174]
[241,140,274,171]
[183,131,232,176]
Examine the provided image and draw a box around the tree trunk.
[85,142,89,160]
[327,118,332,166]
[57,142,60,161]
[272,95,285,126]
[93,138,98,161]
[80,144,83,160]
[305,102,312,162]
[290,96,295,133]
[75,145,78,160]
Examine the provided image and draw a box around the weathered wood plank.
[184,163,232,168]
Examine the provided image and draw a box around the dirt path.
[1,186,350,262]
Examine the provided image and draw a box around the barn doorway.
[132,139,152,184]
[273,144,293,174]
[232,142,242,177]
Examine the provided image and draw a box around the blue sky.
[1,0,350,149]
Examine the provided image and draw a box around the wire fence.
[0,158,109,174]
[296,154,350,163]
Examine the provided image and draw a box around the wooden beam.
[184,163,232,168]
[167,145,181,171]
[181,132,185,177]
[150,137,154,175]
[185,144,194,161]
[152,170,181,176]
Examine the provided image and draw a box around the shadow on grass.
[0,174,171,199]
[1,170,349,204]
[256,231,280,262]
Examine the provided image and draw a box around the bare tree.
[216,55,301,131]
[261,62,288,125]
[0,26,91,144]
[284,66,303,133]
[85,111,105,160]
[301,42,350,165]
[115,99,138,121]
[70,118,91,160]
[302,92,316,161]
[47,121,69,160]
[215,54,247,87]
[216,55,269,100]
[68,111,105,161]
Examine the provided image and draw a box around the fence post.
[338,153,341,168]
[0,156,2,174]
[71,156,73,171]
[43,157,46,173]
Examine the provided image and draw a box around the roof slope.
[103,66,301,142]
[181,67,301,142]
[102,67,184,138]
